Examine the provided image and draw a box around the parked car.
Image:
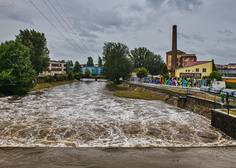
[200,86,211,92]
[209,87,221,94]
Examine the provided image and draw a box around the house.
[42,60,66,76]
[82,67,103,75]
[175,61,213,79]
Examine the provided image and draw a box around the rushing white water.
[0,80,235,147]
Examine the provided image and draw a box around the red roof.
[185,61,210,67]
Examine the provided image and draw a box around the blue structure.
[82,67,103,75]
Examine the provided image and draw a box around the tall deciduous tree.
[98,56,103,67]
[74,61,82,73]
[102,42,133,84]
[144,54,165,76]
[0,41,36,95]
[161,64,169,78]
[130,47,150,69]
[87,57,94,67]
[15,29,50,74]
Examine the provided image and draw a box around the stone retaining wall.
[211,110,236,139]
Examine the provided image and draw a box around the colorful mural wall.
[130,77,194,87]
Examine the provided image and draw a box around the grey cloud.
[167,0,203,12]
[128,3,144,13]
[146,0,165,8]
[0,2,33,24]
[178,32,204,42]
[218,29,233,35]
[178,32,191,40]
[79,30,99,39]
[217,38,236,44]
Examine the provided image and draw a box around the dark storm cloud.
[0,2,33,24]
[167,0,203,12]
[218,29,233,36]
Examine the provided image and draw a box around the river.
[0,79,235,147]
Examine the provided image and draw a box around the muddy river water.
[0,80,235,148]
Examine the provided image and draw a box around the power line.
[42,0,88,57]
[29,0,86,58]
[55,0,98,58]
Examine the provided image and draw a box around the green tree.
[87,57,94,67]
[144,54,165,76]
[102,42,133,84]
[209,70,223,81]
[84,69,91,77]
[66,60,73,74]
[58,60,65,63]
[15,29,50,74]
[68,70,74,80]
[161,64,169,78]
[74,61,82,73]
[0,41,36,95]
[130,47,150,69]
[212,59,217,71]
[136,67,148,78]
[98,56,103,67]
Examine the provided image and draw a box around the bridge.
[80,76,106,81]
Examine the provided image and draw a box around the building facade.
[82,67,103,75]
[166,25,197,77]
[175,61,213,79]
[42,60,66,76]
[216,63,236,77]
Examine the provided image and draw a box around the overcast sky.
[0,0,235,65]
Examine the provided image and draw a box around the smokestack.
[171,25,177,69]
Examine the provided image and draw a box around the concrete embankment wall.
[127,82,236,139]
[211,110,236,139]
[128,83,214,119]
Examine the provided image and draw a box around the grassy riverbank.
[31,79,78,91]
[113,83,166,100]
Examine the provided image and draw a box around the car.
[200,86,211,92]
[209,87,221,94]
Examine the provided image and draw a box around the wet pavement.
[0,147,236,168]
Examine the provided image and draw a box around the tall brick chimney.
[171,25,177,70]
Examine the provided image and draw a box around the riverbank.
[114,83,167,100]
[31,79,78,91]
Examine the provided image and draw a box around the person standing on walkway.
[219,92,224,104]
[225,92,229,105]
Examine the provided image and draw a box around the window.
[196,68,199,72]
[203,68,206,72]
[188,69,190,72]
[186,70,187,72]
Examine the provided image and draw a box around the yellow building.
[175,61,213,79]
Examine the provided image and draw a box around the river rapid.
[0,80,235,147]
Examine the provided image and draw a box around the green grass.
[114,90,166,100]
[222,109,236,116]
[31,79,78,91]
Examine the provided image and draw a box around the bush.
[56,74,65,81]
[68,70,74,80]
[84,69,91,78]
[74,72,82,80]
[92,72,97,76]
[45,75,53,83]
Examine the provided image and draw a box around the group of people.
[219,92,229,104]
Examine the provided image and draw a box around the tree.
[130,47,150,69]
[161,64,169,78]
[68,70,74,80]
[74,61,82,73]
[102,42,133,84]
[0,41,36,95]
[58,60,65,63]
[15,29,50,74]
[209,70,223,81]
[98,56,103,67]
[84,69,91,77]
[87,57,94,67]
[144,54,165,76]
[212,59,217,71]
[66,60,74,73]
[136,67,148,78]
